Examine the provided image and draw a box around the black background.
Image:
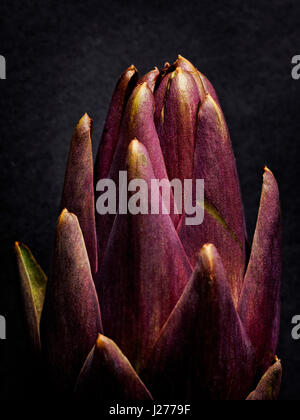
[0,0,300,400]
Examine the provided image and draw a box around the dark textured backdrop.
[0,0,300,400]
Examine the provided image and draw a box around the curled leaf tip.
[96,333,105,347]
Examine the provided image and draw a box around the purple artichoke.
[15,56,282,400]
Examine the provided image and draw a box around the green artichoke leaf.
[15,241,47,350]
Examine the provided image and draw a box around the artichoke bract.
[15,56,282,400]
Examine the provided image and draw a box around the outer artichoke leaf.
[246,359,282,400]
[40,209,103,392]
[96,140,192,372]
[60,113,98,276]
[238,168,281,374]
[15,241,47,351]
[75,334,153,400]
[142,244,256,400]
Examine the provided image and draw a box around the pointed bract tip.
[96,333,107,349]
[264,166,274,176]
[95,334,125,361]
[14,241,39,260]
[77,113,93,131]
[57,208,77,228]
[127,139,149,177]
[79,112,91,123]
[200,242,215,258]
[14,241,24,258]
[14,241,29,254]
[128,64,137,72]
[95,334,120,353]
[201,242,215,252]
[198,243,218,274]
[274,359,282,370]
[199,242,218,258]
[59,207,69,218]
[262,166,279,191]
[128,138,141,153]
[176,54,190,64]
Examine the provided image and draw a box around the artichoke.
[15,56,282,400]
